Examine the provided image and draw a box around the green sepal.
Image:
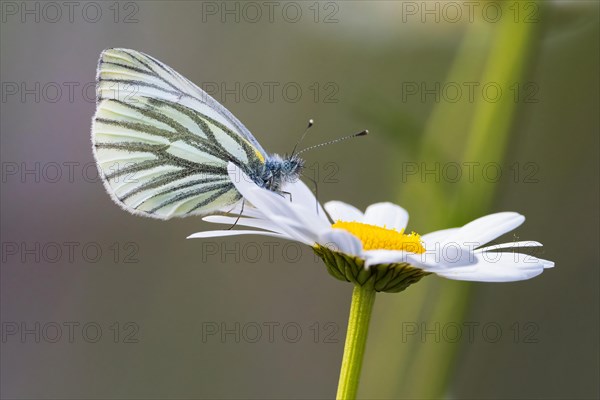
[313,245,430,293]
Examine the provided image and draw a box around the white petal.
[421,228,460,250]
[446,212,525,248]
[234,191,313,243]
[541,259,555,269]
[268,214,328,246]
[187,230,287,239]
[475,241,542,253]
[363,249,410,268]
[363,249,475,273]
[324,201,364,222]
[363,202,409,231]
[218,202,264,219]
[405,248,477,270]
[319,229,363,257]
[434,252,550,282]
[202,215,283,233]
[227,163,329,243]
[282,179,327,222]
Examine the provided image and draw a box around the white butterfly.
[92,48,306,219]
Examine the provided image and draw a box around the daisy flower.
[189,163,553,292]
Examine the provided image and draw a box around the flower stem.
[336,284,376,400]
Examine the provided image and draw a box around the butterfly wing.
[92,48,266,219]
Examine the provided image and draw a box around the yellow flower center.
[332,221,425,253]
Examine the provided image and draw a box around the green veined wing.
[92,48,266,219]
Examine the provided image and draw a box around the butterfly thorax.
[257,154,304,193]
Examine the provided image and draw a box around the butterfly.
[92,48,366,219]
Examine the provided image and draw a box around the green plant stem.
[336,285,376,400]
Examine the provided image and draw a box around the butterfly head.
[260,154,304,193]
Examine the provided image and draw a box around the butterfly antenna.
[296,130,368,155]
[290,119,314,157]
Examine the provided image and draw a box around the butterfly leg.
[281,191,293,202]
[227,198,245,230]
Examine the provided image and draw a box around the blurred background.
[1,1,598,399]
